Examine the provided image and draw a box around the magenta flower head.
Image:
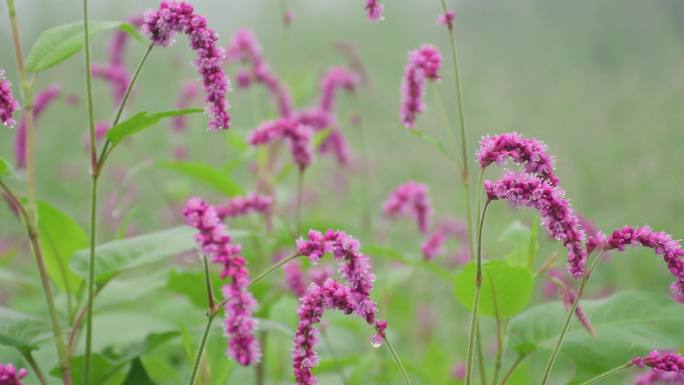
[249,118,313,170]
[477,132,559,186]
[319,66,359,113]
[400,45,443,128]
[184,198,261,366]
[383,181,432,234]
[143,1,230,130]
[484,171,586,278]
[365,0,384,21]
[215,192,272,220]
[0,69,20,128]
[437,10,456,30]
[632,351,684,373]
[595,226,684,295]
[15,84,61,169]
[0,363,27,385]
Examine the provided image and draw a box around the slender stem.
[83,176,98,385]
[499,355,527,385]
[20,350,50,385]
[465,201,490,385]
[67,282,106,354]
[489,273,504,385]
[187,314,215,385]
[540,251,604,385]
[578,362,632,385]
[382,334,413,385]
[295,169,304,235]
[475,325,487,385]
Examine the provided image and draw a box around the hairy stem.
[540,251,604,385]
[578,362,632,385]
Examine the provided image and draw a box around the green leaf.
[508,291,684,380]
[35,200,87,294]
[0,156,12,177]
[122,359,155,385]
[102,332,179,364]
[0,307,48,350]
[158,161,245,197]
[70,226,198,283]
[25,21,140,72]
[454,260,534,318]
[107,109,203,147]
[500,221,538,268]
[166,269,222,308]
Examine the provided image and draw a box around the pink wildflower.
[215,192,272,221]
[421,217,468,260]
[365,0,384,21]
[109,14,144,67]
[437,10,456,30]
[184,198,261,366]
[597,226,684,295]
[143,1,230,129]
[633,351,684,373]
[15,85,61,169]
[0,363,27,385]
[309,265,333,287]
[383,181,432,234]
[0,69,20,127]
[400,45,443,128]
[83,121,111,151]
[248,118,313,170]
[452,362,466,380]
[477,133,559,186]
[171,82,200,131]
[318,66,359,113]
[484,171,586,278]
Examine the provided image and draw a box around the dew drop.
[370,334,383,348]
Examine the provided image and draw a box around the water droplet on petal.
[370,334,383,348]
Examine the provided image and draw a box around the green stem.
[489,273,504,385]
[499,354,527,385]
[540,251,604,385]
[578,362,632,385]
[187,314,216,385]
[476,324,487,385]
[83,175,98,385]
[466,200,490,385]
[382,334,413,385]
[20,350,50,385]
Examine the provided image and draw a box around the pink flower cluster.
[477,132,559,186]
[143,1,230,130]
[226,28,293,118]
[365,0,384,21]
[421,217,468,260]
[249,118,313,170]
[633,351,684,373]
[400,45,442,128]
[437,10,456,30]
[296,229,379,322]
[183,198,260,366]
[0,69,20,127]
[0,363,27,385]
[590,226,684,295]
[383,181,432,234]
[484,171,586,277]
[15,85,61,169]
[319,66,359,113]
[215,192,272,220]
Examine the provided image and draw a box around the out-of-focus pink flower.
[421,217,468,260]
[318,66,358,113]
[216,192,272,223]
[633,351,684,373]
[451,361,466,380]
[400,45,442,128]
[365,0,384,21]
[249,118,313,170]
[0,363,27,385]
[283,260,307,297]
[437,10,455,30]
[383,181,432,234]
[15,85,61,169]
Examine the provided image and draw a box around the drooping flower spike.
[143,0,230,130]
[0,69,20,128]
[421,217,468,260]
[437,9,456,30]
[14,85,61,169]
[383,181,433,234]
[633,351,684,373]
[226,28,293,118]
[318,66,359,113]
[249,118,313,170]
[215,192,272,221]
[0,363,27,385]
[365,0,384,21]
[400,45,443,128]
[184,198,261,366]
[590,226,684,295]
[484,171,586,278]
[477,132,559,186]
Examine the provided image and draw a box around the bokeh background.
[1,0,683,384]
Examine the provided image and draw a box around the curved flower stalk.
[484,171,586,277]
[383,181,432,234]
[588,226,684,295]
[293,279,385,385]
[421,217,468,260]
[437,9,455,30]
[365,0,384,21]
[400,45,442,128]
[249,118,313,170]
[171,82,200,131]
[296,229,379,323]
[0,363,27,385]
[215,192,272,221]
[143,0,230,130]
[0,69,20,127]
[15,85,61,169]
[226,28,293,117]
[184,198,261,366]
[476,132,559,186]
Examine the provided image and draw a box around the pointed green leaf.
[107,109,203,146]
[0,307,48,350]
[122,359,155,385]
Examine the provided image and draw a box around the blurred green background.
[1,0,683,384]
